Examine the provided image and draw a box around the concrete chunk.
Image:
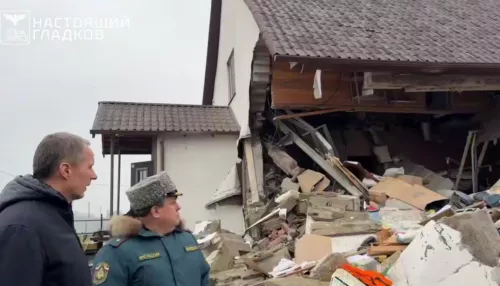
[193,220,221,239]
[203,232,252,273]
[300,192,361,211]
[267,145,302,179]
[305,211,380,237]
[261,217,286,234]
[210,268,265,285]
[307,207,345,222]
[388,220,498,285]
[440,209,500,267]
[309,253,348,281]
[242,245,291,274]
[281,178,300,192]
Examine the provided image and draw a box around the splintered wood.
[326,155,369,199]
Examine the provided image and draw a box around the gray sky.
[0,0,210,216]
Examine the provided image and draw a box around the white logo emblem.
[0,11,31,45]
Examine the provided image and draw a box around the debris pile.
[197,203,500,285]
[199,114,500,285]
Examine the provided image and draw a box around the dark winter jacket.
[0,175,92,286]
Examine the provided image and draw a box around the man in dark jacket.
[0,132,98,286]
[91,171,210,286]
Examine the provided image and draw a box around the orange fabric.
[341,264,393,286]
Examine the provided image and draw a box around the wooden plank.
[280,104,482,115]
[275,121,366,198]
[273,108,341,120]
[364,72,500,92]
[271,62,489,113]
[328,156,369,196]
[368,245,407,256]
[244,139,261,205]
[271,61,354,108]
[251,136,265,199]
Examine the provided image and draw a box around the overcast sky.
[0,0,210,216]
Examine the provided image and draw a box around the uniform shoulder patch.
[184,245,200,252]
[108,237,130,248]
[92,262,110,285]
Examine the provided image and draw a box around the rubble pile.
[197,116,500,285]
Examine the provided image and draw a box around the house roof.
[202,0,500,107]
[90,101,240,135]
[246,0,500,64]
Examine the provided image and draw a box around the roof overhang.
[274,54,500,74]
[202,0,222,105]
[91,130,240,156]
[90,130,239,138]
[95,133,154,155]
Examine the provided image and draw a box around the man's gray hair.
[33,132,91,179]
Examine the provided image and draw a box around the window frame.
[227,49,236,104]
[136,167,148,182]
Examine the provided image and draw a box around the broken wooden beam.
[274,121,366,198]
[244,137,262,206]
[273,108,341,121]
[364,72,500,92]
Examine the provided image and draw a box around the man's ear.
[59,163,71,179]
[150,206,161,218]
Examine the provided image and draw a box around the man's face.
[64,146,98,200]
[154,196,181,230]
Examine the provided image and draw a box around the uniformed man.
[91,171,210,286]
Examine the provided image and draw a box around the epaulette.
[107,237,131,248]
[183,230,199,243]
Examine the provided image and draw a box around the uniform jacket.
[91,215,210,286]
[0,175,91,286]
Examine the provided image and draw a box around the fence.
[75,214,110,235]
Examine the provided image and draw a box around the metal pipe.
[160,139,165,171]
[477,141,489,168]
[471,133,478,193]
[117,143,121,215]
[109,136,115,217]
[454,131,474,190]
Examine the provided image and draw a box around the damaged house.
[201,0,500,237]
[88,0,500,283]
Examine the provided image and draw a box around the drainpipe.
[160,139,165,171]
[117,141,121,215]
[109,136,115,217]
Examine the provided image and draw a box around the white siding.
[157,133,245,234]
[212,0,260,135]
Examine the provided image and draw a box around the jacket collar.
[109,215,188,238]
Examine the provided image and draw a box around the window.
[130,161,153,186]
[227,50,236,102]
[137,168,148,182]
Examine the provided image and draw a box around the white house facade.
[155,132,245,234]
[90,101,245,235]
[203,0,262,139]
